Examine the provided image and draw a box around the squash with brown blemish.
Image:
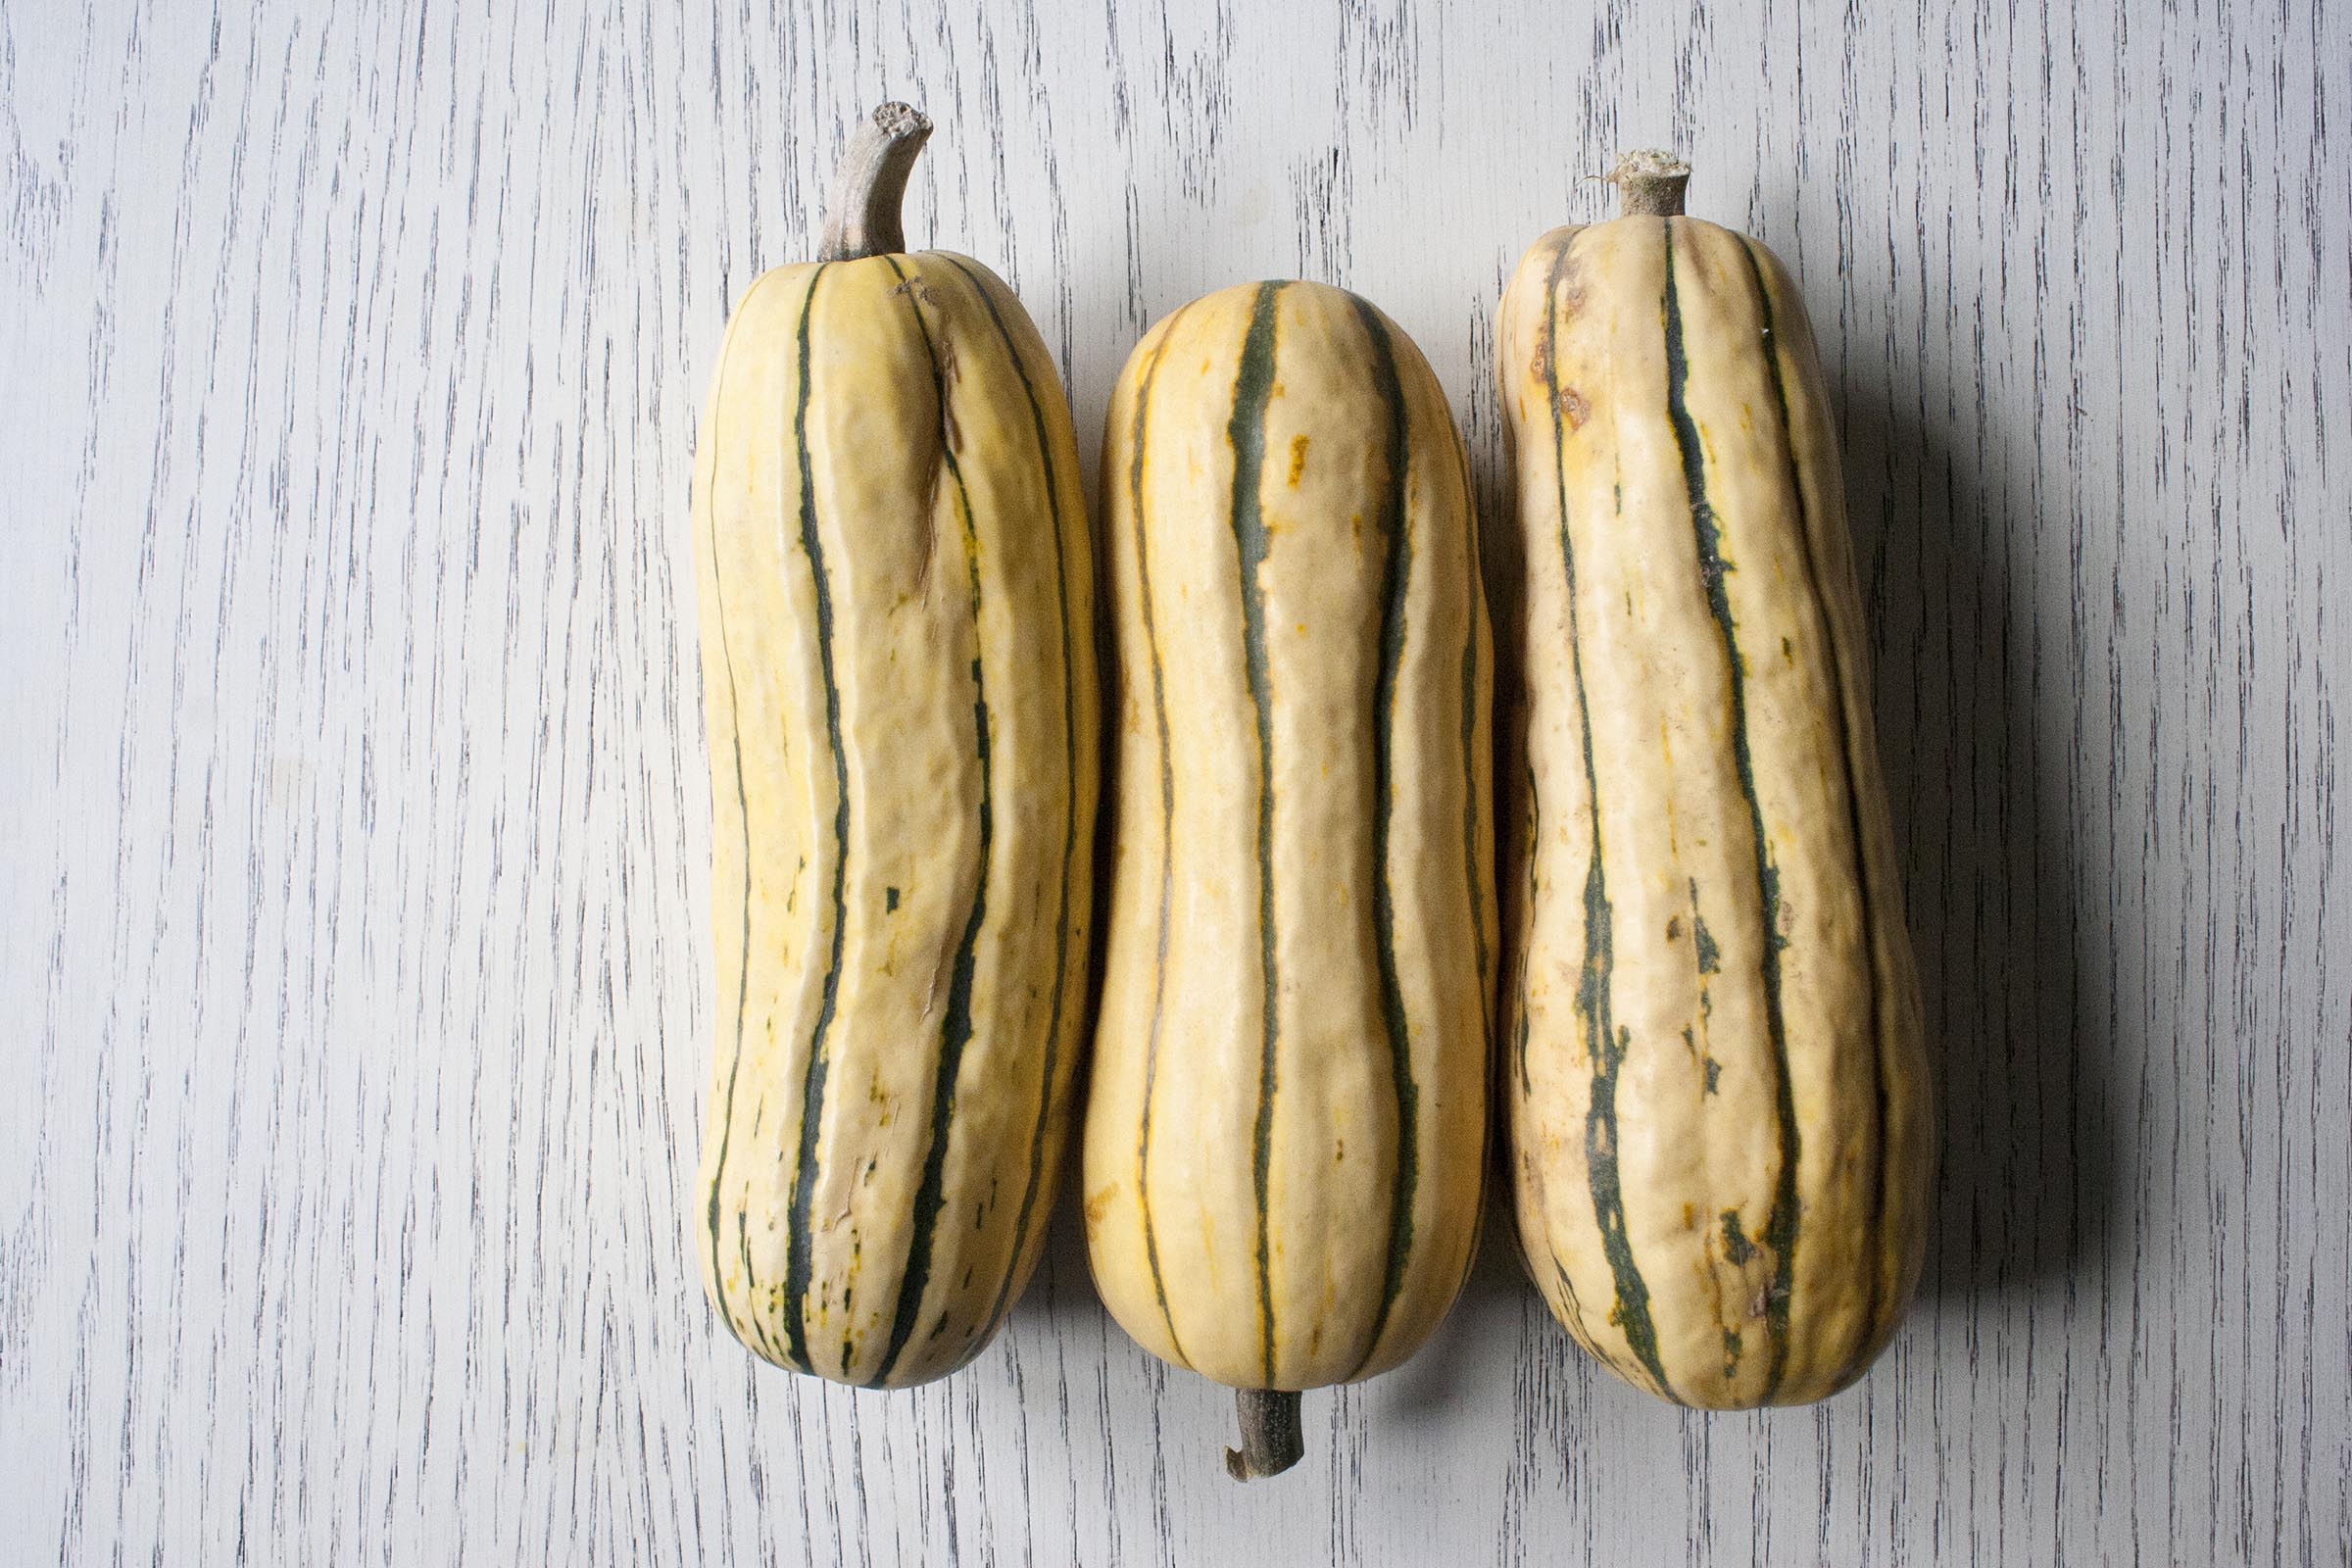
[1493,152,1934,1408]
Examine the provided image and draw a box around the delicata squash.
[1085,279,1494,1476]
[1494,154,1934,1408]
[689,105,1098,1387]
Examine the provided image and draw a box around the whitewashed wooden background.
[3,0,2346,1562]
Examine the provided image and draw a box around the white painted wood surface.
[3,0,2345,1560]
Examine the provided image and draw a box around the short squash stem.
[1223,1389,1303,1481]
[1606,148,1690,217]
[815,102,933,262]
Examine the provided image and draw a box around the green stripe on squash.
[937,254,1089,1351]
[1226,279,1285,1389]
[1661,220,1801,1399]
[1733,235,1889,1383]
[871,255,996,1386]
[781,260,850,1375]
[1348,292,1422,1380]
[1544,234,1673,1401]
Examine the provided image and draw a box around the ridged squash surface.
[1494,209,1933,1407]
[1085,279,1494,1392]
[692,249,1096,1388]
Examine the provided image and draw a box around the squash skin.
[691,250,1097,1388]
[1494,213,1933,1408]
[1084,280,1494,1393]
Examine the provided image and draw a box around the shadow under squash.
[1836,371,2118,1308]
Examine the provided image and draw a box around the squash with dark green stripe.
[1084,279,1494,1476]
[689,104,1098,1388]
[1494,153,1933,1408]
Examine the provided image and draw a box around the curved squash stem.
[815,102,933,261]
[1605,149,1690,217]
[1223,1389,1303,1480]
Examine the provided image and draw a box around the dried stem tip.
[1223,1389,1303,1481]
[1606,150,1691,218]
[815,102,933,262]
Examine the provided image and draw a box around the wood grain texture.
[0,0,2343,1562]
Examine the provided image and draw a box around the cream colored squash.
[1494,154,1934,1408]
[690,105,1097,1388]
[1084,279,1494,1474]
